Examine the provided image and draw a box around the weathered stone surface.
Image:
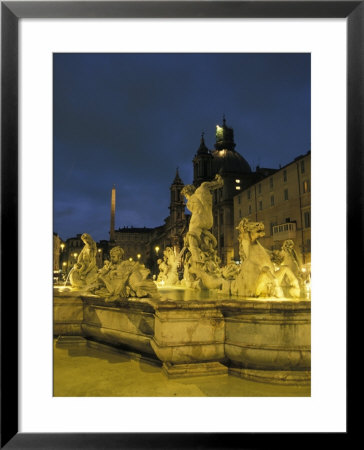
[229,367,311,385]
[163,361,228,378]
[222,298,311,371]
[53,291,310,381]
[53,294,84,336]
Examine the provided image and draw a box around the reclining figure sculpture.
[95,246,160,301]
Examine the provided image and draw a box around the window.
[270,177,273,190]
[258,183,262,194]
[303,180,310,193]
[259,200,263,210]
[301,160,305,174]
[304,211,311,228]
[306,239,311,251]
[247,189,251,200]
[270,222,275,235]
[270,195,274,206]
[284,189,289,200]
[283,170,287,182]
[248,205,252,215]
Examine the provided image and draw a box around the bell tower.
[169,168,185,225]
[193,132,213,187]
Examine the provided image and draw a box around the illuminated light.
[62,262,67,266]
[60,243,65,250]
[129,257,133,262]
[235,186,241,190]
[235,179,240,183]
[155,246,160,254]
[137,254,141,259]
[302,268,306,273]
[98,249,102,253]
[73,253,78,257]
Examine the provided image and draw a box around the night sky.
[54,53,310,242]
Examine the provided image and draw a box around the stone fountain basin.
[54,286,310,383]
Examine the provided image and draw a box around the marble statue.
[157,247,179,286]
[69,233,98,290]
[230,218,300,298]
[156,258,168,283]
[181,174,226,289]
[95,246,159,301]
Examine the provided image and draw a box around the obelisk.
[110,185,116,242]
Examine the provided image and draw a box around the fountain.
[54,175,310,383]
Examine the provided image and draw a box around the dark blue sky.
[54,53,310,242]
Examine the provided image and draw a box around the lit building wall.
[114,228,152,263]
[233,152,311,264]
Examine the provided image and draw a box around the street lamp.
[60,243,65,251]
[137,253,141,260]
[155,246,160,255]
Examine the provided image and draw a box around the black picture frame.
[1,1,359,448]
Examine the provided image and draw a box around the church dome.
[212,148,251,174]
[212,116,251,174]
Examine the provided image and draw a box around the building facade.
[233,151,311,264]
